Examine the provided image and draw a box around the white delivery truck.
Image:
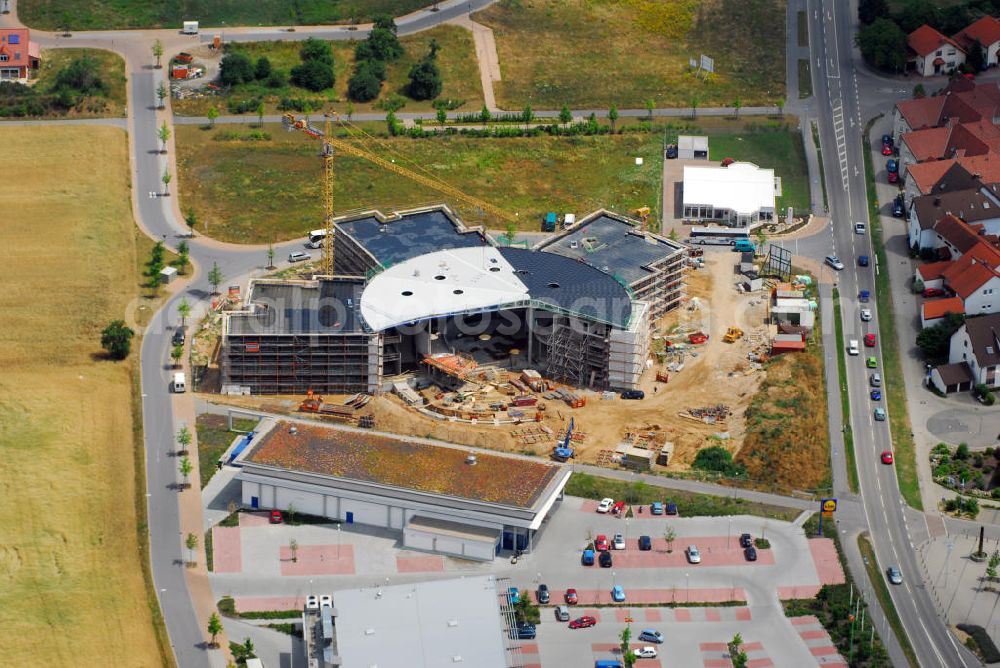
[182,21,199,34]
[172,372,187,393]
[847,339,860,356]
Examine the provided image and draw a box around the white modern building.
[682,162,778,229]
[236,419,571,559]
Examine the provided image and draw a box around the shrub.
[227,97,262,114]
[220,52,254,86]
[956,443,970,460]
[53,56,106,96]
[254,56,272,80]
[290,60,334,92]
[407,55,442,100]
[300,37,333,65]
[100,320,134,360]
[265,69,288,89]
[348,62,382,102]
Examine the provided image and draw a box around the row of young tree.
[857,0,1000,72]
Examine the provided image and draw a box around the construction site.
[203,114,825,488]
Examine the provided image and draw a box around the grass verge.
[783,516,892,666]
[20,0,434,31]
[565,472,801,521]
[476,0,785,109]
[862,121,921,509]
[798,59,812,99]
[833,288,860,493]
[798,10,809,47]
[811,121,828,211]
[858,533,920,668]
[195,414,258,488]
[0,126,166,664]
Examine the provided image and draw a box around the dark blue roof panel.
[336,209,487,267]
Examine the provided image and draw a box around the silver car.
[686,545,701,564]
[886,566,902,585]
[288,251,312,263]
[825,255,845,270]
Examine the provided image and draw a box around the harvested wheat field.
[0,127,166,665]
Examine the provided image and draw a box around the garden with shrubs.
[929,442,1000,517]
[0,50,125,118]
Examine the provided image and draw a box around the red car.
[611,501,626,515]
[270,510,283,524]
[565,588,579,605]
[923,287,945,298]
[569,615,597,629]
[881,450,894,465]
[888,170,899,183]
[864,333,876,347]
[595,534,610,551]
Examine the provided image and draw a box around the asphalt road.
[806,1,978,666]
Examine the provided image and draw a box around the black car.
[599,549,613,568]
[665,502,678,516]
[172,328,186,346]
[892,196,905,218]
[665,144,678,159]
[744,546,758,562]
[536,584,550,604]
[514,622,536,639]
[739,533,753,548]
[621,389,645,400]
[638,535,652,551]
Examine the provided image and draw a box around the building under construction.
[220,205,686,395]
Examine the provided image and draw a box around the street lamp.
[337,524,342,559]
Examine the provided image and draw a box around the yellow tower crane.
[281,113,520,274]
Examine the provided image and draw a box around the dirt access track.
[211,254,768,472]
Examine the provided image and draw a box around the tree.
[347,62,382,102]
[896,0,942,34]
[968,38,986,74]
[176,240,189,274]
[480,105,492,123]
[776,96,785,115]
[345,102,354,122]
[171,344,184,367]
[690,93,700,118]
[504,222,517,245]
[357,26,403,63]
[207,612,223,647]
[916,312,964,363]
[177,425,192,454]
[406,52,442,100]
[858,0,888,25]
[179,456,193,488]
[913,83,926,99]
[522,104,534,130]
[645,98,655,121]
[184,208,198,236]
[436,106,447,125]
[265,69,288,88]
[162,168,172,195]
[988,550,1000,580]
[208,262,224,294]
[732,98,742,118]
[177,297,192,326]
[158,120,171,153]
[856,18,907,72]
[728,633,749,668]
[956,442,970,460]
[289,538,299,562]
[608,104,619,133]
[101,320,134,360]
[242,637,255,659]
[555,104,573,127]
[156,82,167,109]
[619,626,635,668]
[206,106,219,127]
[185,532,198,564]
[152,39,164,68]
[256,101,264,127]
[267,242,275,269]
[663,525,676,553]
[220,52,254,86]
[254,56,272,80]
[300,37,334,65]
[692,446,739,474]
[291,60,335,92]
[146,242,165,294]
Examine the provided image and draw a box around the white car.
[305,595,319,610]
[860,309,872,322]
[320,594,333,608]
[634,647,658,659]
[686,545,702,564]
[597,498,614,513]
[854,221,866,234]
[612,533,625,550]
[288,251,312,263]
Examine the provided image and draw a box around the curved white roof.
[360,247,529,331]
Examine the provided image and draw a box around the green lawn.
[177,123,666,243]
[173,26,483,116]
[708,127,811,214]
[863,124,921,510]
[833,288,860,493]
[195,414,256,488]
[476,0,785,110]
[20,0,434,31]
[565,472,801,521]
[798,59,812,99]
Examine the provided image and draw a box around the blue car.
[508,587,520,604]
[858,255,869,267]
[611,585,626,602]
[650,502,664,515]
[887,159,898,173]
[871,389,882,401]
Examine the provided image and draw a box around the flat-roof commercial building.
[237,420,570,559]
[682,162,779,229]
[304,575,522,668]
[221,206,680,394]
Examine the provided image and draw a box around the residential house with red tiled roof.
[898,120,1000,177]
[921,295,965,329]
[0,29,39,82]
[892,79,1000,138]
[908,185,1000,250]
[908,24,966,76]
[946,313,1000,389]
[953,15,1000,68]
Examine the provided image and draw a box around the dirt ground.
[209,253,770,473]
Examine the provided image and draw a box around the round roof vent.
[434,275,446,281]
[453,289,464,295]
[548,282,560,288]
[401,290,413,296]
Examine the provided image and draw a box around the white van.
[848,340,860,356]
[172,372,186,393]
[182,21,199,34]
[307,229,327,248]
